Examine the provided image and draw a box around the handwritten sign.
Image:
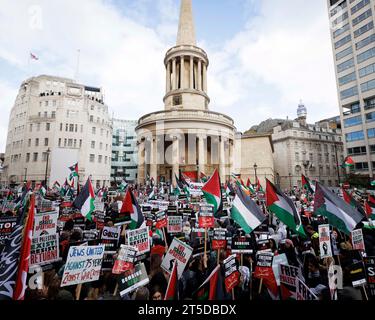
[61,245,105,287]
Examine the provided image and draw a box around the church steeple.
[164,0,210,111]
[177,0,196,46]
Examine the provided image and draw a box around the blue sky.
[0,0,338,152]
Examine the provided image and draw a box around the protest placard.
[155,211,167,229]
[318,224,332,259]
[145,213,154,228]
[272,253,288,286]
[296,277,318,300]
[351,229,365,251]
[93,211,105,230]
[279,264,300,300]
[112,245,138,274]
[126,227,150,255]
[83,230,99,241]
[118,263,149,297]
[349,261,367,287]
[364,257,375,297]
[167,215,183,234]
[30,211,59,266]
[101,226,121,242]
[0,217,17,246]
[231,236,253,254]
[212,228,227,250]
[61,245,105,287]
[198,204,214,228]
[161,238,193,279]
[223,254,240,292]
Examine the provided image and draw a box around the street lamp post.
[288,173,292,190]
[24,168,27,183]
[253,163,258,183]
[44,148,51,187]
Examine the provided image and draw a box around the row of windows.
[27,138,49,147]
[354,162,369,170]
[356,33,375,51]
[348,144,375,155]
[346,130,364,141]
[58,138,82,148]
[344,115,362,127]
[352,8,372,26]
[359,61,375,77]
[37,111,55,118]
[89,154,108,164]
[295,152,338,163]
[357,46,375,63]
[12,140,23,149]
[10,154,22,163]
[91,141,109,151]
[331,0,347,17]
[340,85,358,99]
[333,11,349,29]
[334,23,350,38]
[339,71,356,85]
[30,123,51,132]
[354,21,373,38]
[335,34,351,49]
[361,79,375,92]
[351,0,370,15]
[39,100,58,108]
[13,125,25,134]
[25,152,50,163]
[60,123,82,133]
[336,46,353,61]
[337,58,354,73]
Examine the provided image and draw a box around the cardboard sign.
[349,261,367,287]
[231,236,253,254]
[318,224,332,258]
[167,216,183,234]
[126,227,150,255]
[161,238,193,279]
[30,211,59,266]
[112,245,138,274]
[212,228,227,250]
[145,213,154,228]
[351,229,365,251]
[155,211,167,229]
[0,217,17,246]
[93,211,105,230]
[272,253,288,286]
[223,254,240,292]
[364,257,375,297]
[61,245,105,287]
[118,263,149,297]
[198,204,215,228]
[101,226,121,242]
[279,264,300,300]
[83,230,99,241]
[296,277,318,300]
[256,252,274,268]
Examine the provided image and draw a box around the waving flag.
[120,188,144,230]
[342,189,366,219]
[231,185,266,234]
[302,174,314,194]
[256,178,264,192]
[68,163,79,191]
[119,180,128,192]
[201,169,223,218]
[73,178,95,221]
[266,179,306,237]
[365,195,375,219]
[30,52,39,60]
[342,156,354,168]
[165,261,179,300]
[313,182,364,235]
[13,194,35,300]
[194,265,224,300]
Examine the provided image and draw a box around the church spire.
[177,0,196,46]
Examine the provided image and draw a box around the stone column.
[219,137,226,182]
[229,139,234,179]
[180,56,185,90]
[190,56,194,89]
[203,62,207,93]
[166,61,171,92]
[172,136,180,187]
[172,58,177,90]
[197,59,202,91]
[150,137,158,182]
[198,134,206,176]
[137,139,146,185]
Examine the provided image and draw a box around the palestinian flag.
[235,180,251,196]
[119,180,128,192]
[266,179,306,238]
[164,261,179,300]
[39,185,46,197]
[231,185,266,234]
[68,163,79,192]
[342,189,367,218]
[365,195,375,219]
[120,188,144,230]
[371,181,375,187]
[200,172,208,183]
[194,265,224,300]
[225,182,235,197]
[363,221,375,230]
[73,178,95,221]
[256,178,264,192]
[342,156,354,168]
[201,169,223,218]
[313,182,364,235]
[302,174,314,194]
[246,178,256,194]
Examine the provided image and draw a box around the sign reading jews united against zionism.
[161,238,193,279]
[198,204,215,228]
[126,227,150,255]
[61,245,105,287]
[30,211,59,266]
[351,229,365,251]
[318,224,332,259]
[212,228,227,250]
[167,215,183,234]
[118,263,149,297]
[223,254,240,292]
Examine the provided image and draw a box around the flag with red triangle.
[365,195,375,219]
[342,156,354,168]
[164,260,179,300]
[120,188,144,230]
[193,265,224,300]
[201,169,223,218]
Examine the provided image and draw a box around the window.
[366,111,375,122]
[68,139,73,147]
[361,79,375,92]
[105,156,108,164]
[359,62,375,77]
[33,153,38,162]
[60,123,63,131]
[346,130,364,141]
[336,46,353,61]
[58,138,61,147]
[90,154,95,163]
[340,86,358,99]
[318,154,323,162]
[65,124,69,131]
[295,152,300,161]
[42,152,49,162]
[46,123,50,131]
[352,8,372,26]
[351,0,370,15]
[348,146,367,155]
[355,162,369,170]
[53,100,57,107]
[69,124,74,132]
[335,34,351,49]
[98,155,102,163]
[339,71,356,85]
[74,139,77,148]
[45,101,48,107]
[26,153,30,162]
[29,124,33,132]
[344,115,362,127]
[28,139,31,147]
[337,58,354,73]
[64,139,67,147]
[356,34,375,50]
[92,127,96,134]
[368,128,375,138]
[371,145,375,153]
[44,138,48,146]
[357,46,375,63]
[37,123,40,131]
[51,111,56,118]
[35,138,39,147]
[91,141,95,149]
[100,142,103,150]
[332,11,349,28]
[309,153,313,161]
[75,124,78,132]
[79,140,82,148]
[90,115,94,122]
[331,1,347,17]
[365,97,375,109]
[333,23,350,38]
